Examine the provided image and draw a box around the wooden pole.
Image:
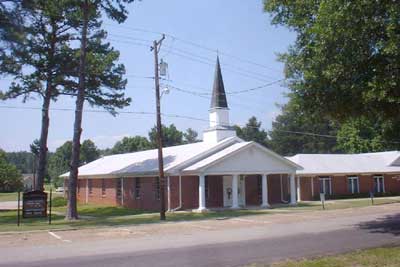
[152,34,166,220]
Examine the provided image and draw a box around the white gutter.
[280,174,288,204]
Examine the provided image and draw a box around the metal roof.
[210,56,228,109]
[287,151,400,175]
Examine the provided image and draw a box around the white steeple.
[203,57,236,143]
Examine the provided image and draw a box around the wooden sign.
[23,190,47,218]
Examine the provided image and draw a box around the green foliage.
[264,0,400,150]
[234,116,269,147]
[110,136,152,154]
[48,139,99,186]
[51,196,67,207]
[149,124,184,148]
[268,99,340,156]
[336,117,385,153]
[0,149,23,192]
[183,128,199,144]
[5,151,35,174]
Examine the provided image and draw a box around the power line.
[2,105,400,145]
[104,23,282,73]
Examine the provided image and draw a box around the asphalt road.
[1,204,400,267]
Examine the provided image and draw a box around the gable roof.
[287,151,400,176]
[60,137,241,178]
[183,141,302,174]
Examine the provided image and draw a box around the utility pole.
[151,34,166,220]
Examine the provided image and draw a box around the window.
[88,179,93,195]
[101,179,106,196]
[319,177,331,195]
[347,176,359,194]
[135,178,141,199]
[373,175,385,193]
[116,178,122,200]
[155,177,160,200]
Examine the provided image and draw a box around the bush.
[51,196,67,207]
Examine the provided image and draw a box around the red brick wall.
[383,174,400,193]
[168,176,180,210]
[122,177,167,211]
[299,177,312,201]
[245,175,261,206]
[181,176,199,210]
[268,174,284,204]
[206,175,223,208]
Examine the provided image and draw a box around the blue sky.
[0,0,295,152]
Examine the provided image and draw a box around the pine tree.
[1,0,77,191]
[66,0,134,220]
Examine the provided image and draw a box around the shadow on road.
[358,213,400,236]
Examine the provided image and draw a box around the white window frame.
[373,175,385,193]
[347,176,360,194]
[319,177,332,195]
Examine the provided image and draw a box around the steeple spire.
[210,56,228,109]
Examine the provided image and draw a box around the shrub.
[51,196,67,207]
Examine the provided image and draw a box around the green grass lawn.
[254,246,400,267]
[1,196,399,233]
[0,204,273,232]
[0,192,18,202]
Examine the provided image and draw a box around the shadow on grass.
[358,213,400,236]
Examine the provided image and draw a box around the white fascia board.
[165,136,243,173]
[251,142,303,170]
[184,142,252,173]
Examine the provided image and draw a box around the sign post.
[320,193,325,210]
[369,191,374,205]
[48,187,52,225]
[17,191,21,227]
[23,190,47,218]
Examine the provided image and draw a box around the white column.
[296,176,301,202]
[261,174,270,208]
[232,174,239,209]
[121,178,124,206]
[311,177,314,198]
[85,179,89,204]
[167,176,171,211]
[198,174,206,211]
[290,173,297,205]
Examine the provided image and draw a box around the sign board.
[23,190,47,218]
[320,193,325,202]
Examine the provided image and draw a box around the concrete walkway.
[0,201,19,210]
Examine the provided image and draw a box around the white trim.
[296,176,301,202]
[319,176,332,195]
[85,179,89,204]
[167,176,171,211]
[347,176,360,194]
[373,175,385,193]
[121,177,124,206]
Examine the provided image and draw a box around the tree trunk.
[35,91,51,191]
[66,0,89,220]
[35,22,57,191]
